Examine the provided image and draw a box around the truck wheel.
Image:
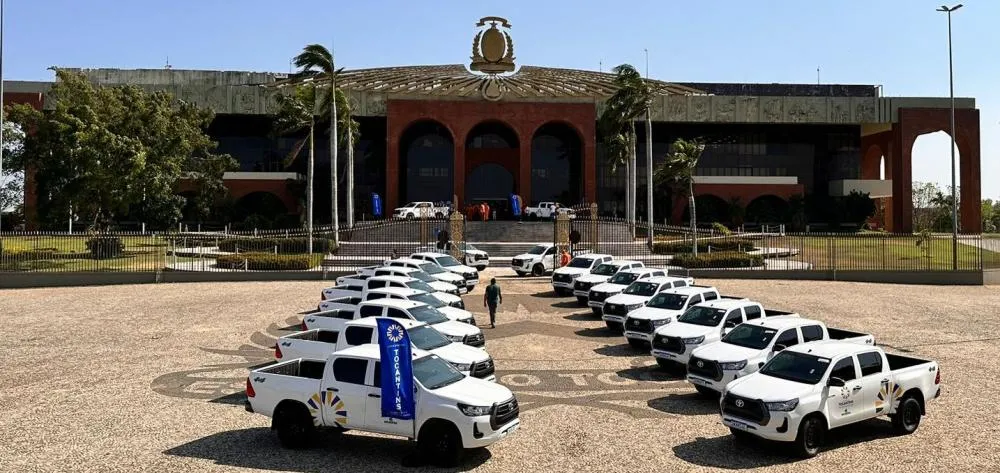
[694,385,718,398]
[273,403,316,449]
[435,212,444,218]
[793,415,824,458]
[892,397,922,435]
[729,428,754,443]
[576,296,588,305]
[554,288,571,296]
[627,338,648,350]
[418,421,463,467]
[532,264,545,276]
[406,214,414,220]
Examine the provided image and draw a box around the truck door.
[323,356,369,429]
[366,361,415,437]
[825,356,864,427]
[856,351,888,418]
[543,246,556,270]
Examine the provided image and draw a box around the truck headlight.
[458,403,491,417]
[652,319,672,327]
[450,300,465,309]
[682,336,705,344]
[461,317,476,325]
[626,303,643,311]
[764,399,799,412]
[569,273,581,279]
[719,360,748,371]
[451,362,472,372]
[446,334,465,343]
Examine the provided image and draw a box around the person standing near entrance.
[483,277,502,328]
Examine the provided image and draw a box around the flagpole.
[0,0,6,232]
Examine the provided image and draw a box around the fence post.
[881,236,887,270]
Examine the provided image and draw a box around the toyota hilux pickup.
[356,265,462,296]
[416,243,490,272]
[384,258,469,290]
[572,260,644,305]
[550,253,613,295]
[601,276,695,334]
[393,201,451,219]
[322,275,463,309]
[687,317,874,396]
[651,299,796,370]
[410,252,479,292]
[322,287,475,325]
[618,284,718,344]
[720,342,940,458]
[303,299,486,348]
[246,344,519,466]
[275,319,496,381]
[587,267,668,316]
[510,244,558,277]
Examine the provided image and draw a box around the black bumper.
[245,399,254,413]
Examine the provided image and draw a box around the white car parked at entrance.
[587,267,667,316]
[600,276,695,333]
[571,260,644,304]
[550,253,613,295]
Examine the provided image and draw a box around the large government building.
[2,16,983,232]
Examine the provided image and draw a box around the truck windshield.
[567,257,594,269]
[414,355,466,390]
[409,306,450,325]
[419,263,445,275]
[406,281,437,293]
[411,271,437,283]
[435,256,462,267]
[527,245,547,255]
[591,264,620,276]
[722,325,779,350]
[759,351,831,385]
[411,293,446,308]
[403,202,419,208]
[623,281,659,296]
[609,272,639,285]
[647,293,688,310]
[677,306,728,327]
[408,326,452,351]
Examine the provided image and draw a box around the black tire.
[892,397,922,435]
[730,428,754,443]
[418,421,463,467]
[435,212,444,218]
[532,264,545,276]
[694,385,718,398]
[515,271,527,277]
[591,307,603,316]
[406,214,414,220]
[476,266,487,272]
[605,321,622,332]
[273,403,316,449]
[555,288,571,296]
[656,358,677,370]
[627,338,648,350]
[576,296,588,305]
[793,415,825,458]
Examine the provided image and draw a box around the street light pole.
[644,48,653,248]
[937,3,962,270]
[0,0,5,233]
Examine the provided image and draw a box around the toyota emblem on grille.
[735,399,745,408]
[696,361,704,368]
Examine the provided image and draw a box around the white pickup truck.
[587,267,668,316]
[651,299,798,369]
[323,287,475,325]
[720,342,940,457]
[384,258,468,290]
[621,286,721,346]
[245,344,519,466]
[323,275,463,309]
[416,243,490,272]
[510,244,558,277]
[550,253,613,295]
[358,265,462,296]
[524,202,575,219]
[601,276,695,333]
[393,201,450,219]
[303,299,486,348]
[572,260,644,304]
[687,317,875,396]
[410,252,479,292]
[276,319,496,381]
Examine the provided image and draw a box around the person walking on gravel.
[483,277,502,328]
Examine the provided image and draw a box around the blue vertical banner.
[510,193,521,217]
[376,318,415,420]
[372,193,383,218]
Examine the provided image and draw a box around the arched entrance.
[464,121,519,213]
[746,195,790,223]
[531,122,582,205]
[400,120,454,204]
[466,163,515,201]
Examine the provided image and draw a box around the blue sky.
[4,0,997,199]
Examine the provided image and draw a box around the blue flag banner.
[376,318,415,420]
[372,193,383,217]
[510,193,521,216]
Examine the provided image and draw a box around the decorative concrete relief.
[853,98,878,123]
[739,96,760,122]
[690,96,711,122]
[829,97,851,123]
[366,93,387,116]
[786,97,825,123]
[205,87,230,114]
[263,90,281,114]
[235,88,257,114]
[647,96,665,120]
[665,95,687,121]
[712,96,737,122]
[762,97,783,123]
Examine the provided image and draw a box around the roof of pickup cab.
[375,264,420,273]
[619,266,664,275]
[642,275,693,285]
[603,259,642,267]
[742,315,810,330]
[367,275,419,283]
[787,340,875,358]
[658,284,718,295]
[387,258,427,266]
[410,252,452,258]
[367,286,426,296]
[336,344,432,360]
[347,318,425,329]
[360,298,426,310]
[574,253,612,260]
[693,297,755,310]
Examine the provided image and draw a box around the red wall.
[4,92,45,229]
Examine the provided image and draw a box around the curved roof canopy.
[270,64,704,99]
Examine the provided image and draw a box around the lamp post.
[644,48,653,248]
[0,0,5,233]
[937,3,962,270]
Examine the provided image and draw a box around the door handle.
[326,387,339,392]
[881,379,890,383]
[852,386,863,392]
[368,393,381,399]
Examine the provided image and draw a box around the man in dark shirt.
[483,277,502,328]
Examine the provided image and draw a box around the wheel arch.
[272,399,311,429]
[803,410,830,430]
[416,417,460,441]
[901,388,926,415]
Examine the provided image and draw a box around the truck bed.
[763,309,797,317]
[285,329,339,343]
[886,353,934,370]
[827,327,869,340]
[257,359,326,379]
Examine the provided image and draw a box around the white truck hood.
[433,292,462,305]
[727,372,814,402]
[553,266,589,276]
[654,322,717,339]
[432,319,481,338]
[576,274,611,285]
[591,282,627,294]
[512,252,540,261]
[691,341,762,364]
[604,293,650,307]
[444,264,477,275]
[465,249,488,257]
[431,342,491,365]
[430,375,514,406]
[628,306,684,321]
[432,272,465,284]
[438,306,474,322]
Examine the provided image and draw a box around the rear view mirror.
[724,321,738,329]
[827,377,846,388]
[773,344,787,352]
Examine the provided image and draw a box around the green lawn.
[765,235,994,271]
[0,235,168,272]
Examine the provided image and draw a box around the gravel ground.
[2,271,999,472]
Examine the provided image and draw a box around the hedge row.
[671,251,764,269]
[215,253,325,270]
[652,239,756,254]
[217,237,337,254]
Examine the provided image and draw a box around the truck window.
[724,309,742,328]
[545,247,556,256]
[774,329,799,350]
[359,305,383,318]
[857,352,883,377]
[744,305,762,320]
[703,292,718,301]
[334,311,355,320]
[689,294,703,306]
[372,361,381,388]
[367,293,386,300]
[344,326,374,346]
[390,282,405,288]
[387,308,410,320]
[368,280,387,289]
[674,280,688,288]
[829,357,858,382]
[332,357,368,385]
[801,325,824,342]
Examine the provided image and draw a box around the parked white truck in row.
[246,344,519,466]
[572,260,644,304]
[276,318,496,381]
[510,244,558,277]
[383,258,468,291]
[321,287,475,324]
[524,202,575,219]
[601,277,697,333]
[303,299,486,348]
[357,265,463,295]
[618,285,719,344]
[687,317,875,396]
[409,252,479,292]
[323,275,463,309]
[721,342,940,457]
[550,253,613,295]
[393,201,450,219]
[587,267,668,315]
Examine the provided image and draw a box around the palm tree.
[333,87,360,227]
[273,84,320,252]
[654,138,706,256]
[598,64,652,234]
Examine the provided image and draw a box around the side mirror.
[773,344,787,353]
[827,377,846,388]
[724,321,738,329]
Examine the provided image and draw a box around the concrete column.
[519,139,531,205]
[957,109,982,233]
[386,124,400,212]
[454,139,466,209]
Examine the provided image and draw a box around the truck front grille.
[589,291,608,302]
[553,273,573,283]
[603,303,627,316]
[491,397,519,429]
[627,318,654,334]
[470,358,496,379]
[574,281,593,291]
[464,333,486,347]
[688,356,723,381]
[722,394,769,425]
[652,335,685,354]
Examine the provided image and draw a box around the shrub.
[671,251,764,269]
[711,222,732,236]
[86,236,125,259]
[215,252,324,270]
[652,238,756,254]
[217,237,337,254]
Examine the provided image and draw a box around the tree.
[273,84,321,252]
[912,182,942,231]
[7,70,236,230]
[982,199,997,233]
[334,87,360,228]
[1,121,25,223]
[598,64,653,233]
[654,138,706,255]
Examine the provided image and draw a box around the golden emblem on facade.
[470,17,515,74]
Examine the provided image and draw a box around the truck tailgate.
[248,359,325,417]
[278,330,340,360]
[827,327,875,345]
